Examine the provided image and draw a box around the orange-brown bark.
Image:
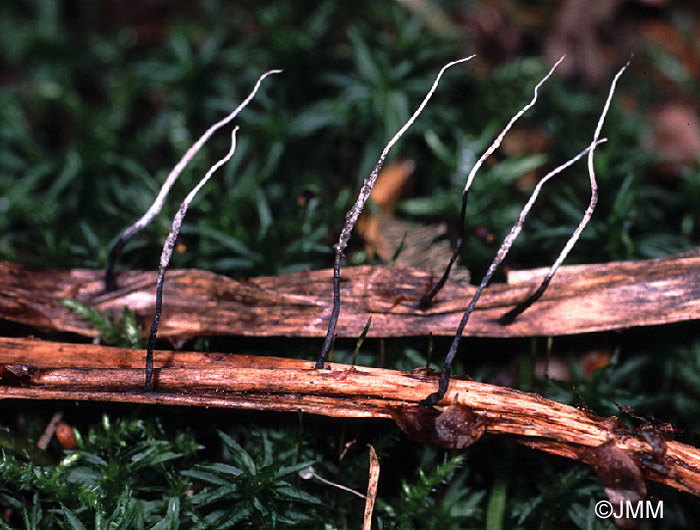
[2,251,700,341]
[1,337,699,497]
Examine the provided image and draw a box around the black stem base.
[315,251,342,369]
[104,236,129,292]
[498,276,551,325]
[419,191,469,310]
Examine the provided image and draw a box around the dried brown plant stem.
[2,337,699,497]
[105,69,281,292]
[363,445,380,530]
[316,56,475,369]
[5,251,700,339]
[145,128,239,391]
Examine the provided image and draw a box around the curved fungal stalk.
[105,69,282,291]
[421,139,606,407]
[315,56,475,369]
[144,127,239,392]
[420,56,566,308]
[499,59,631,325]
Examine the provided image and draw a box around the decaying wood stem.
[104,69,281,292]
[316,56,474,368]
[3,250,700,340]
[1,337,699,497]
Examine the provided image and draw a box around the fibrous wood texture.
[1,337,698,497]
[2,250,700,341]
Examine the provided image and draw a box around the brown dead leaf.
[435,400,486,449]
[532,348,612,381]
[645,102,700,172]
[545,0,621,85]
[580,349,612,376]
[583,441,647,528]
[358,162,470,283]
[363,444,380,530]
[359,211,470,283]
[391,401,486,449]
[369,160,415,212]
[641,20,700,80]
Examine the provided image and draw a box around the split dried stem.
[3,337,699,498]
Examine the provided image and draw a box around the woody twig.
[2,337,699,498]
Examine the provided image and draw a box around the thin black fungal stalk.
[420,139,605,407]
[420,56,565,309]
[499,59,630,325]
[105,69,282,292]
[144,127,239,392]
[418,189,468,309]
[315,56,475,369]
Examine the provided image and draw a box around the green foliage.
[510,467,612,530]
[351,317,372,366]
[0,414,202,529]
[539,334,700,427]
[184,431,319,529]
[378,451,484,529]
[0,417,323,530]
[62,299,144,348]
